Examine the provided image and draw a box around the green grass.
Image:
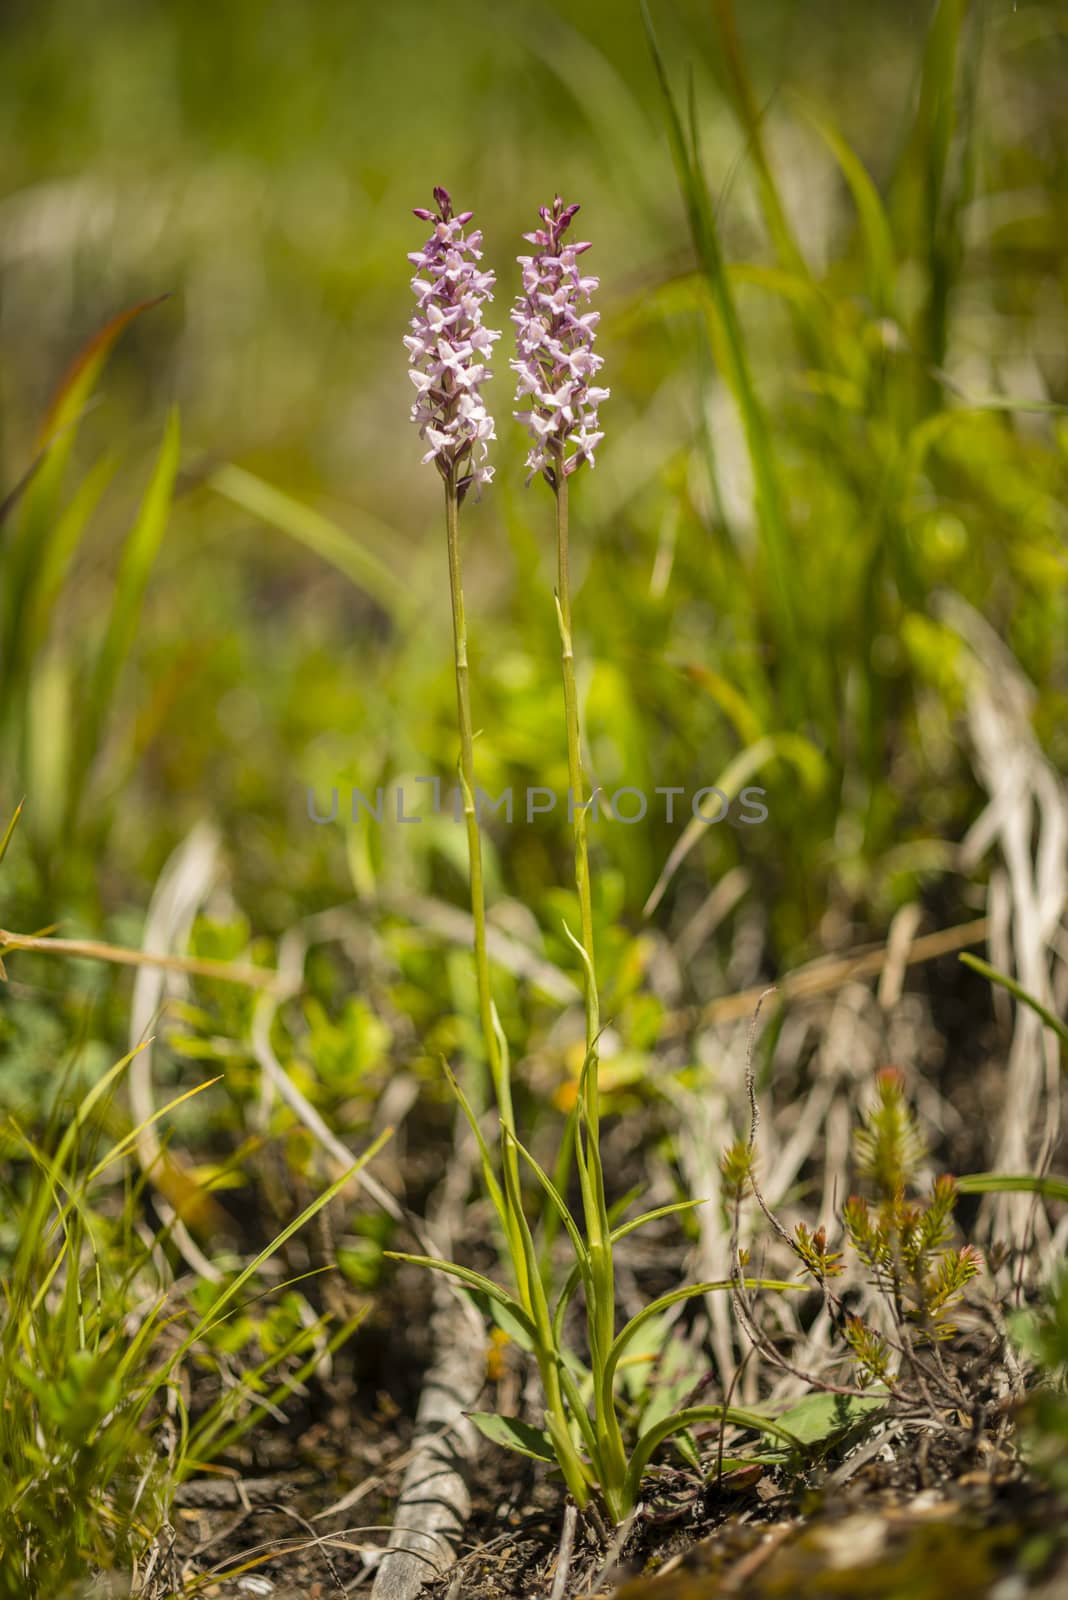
[0,1042,387,1596]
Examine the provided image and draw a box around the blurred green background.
[0,0,1066,1092]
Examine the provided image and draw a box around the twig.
[549,1503,579,1600]
[659,918,990,1037]
[720,1521,795,1592]
[591,1503,640,1593]
[248,933,409,1230]
[728,993,896,1400]
[369,1126,485,1600]
[128,822,228,1285]
[0,927,287,992]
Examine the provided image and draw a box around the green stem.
[553,459,628,1505]
[443,475,510,1128]
[554,467,598,1052]
[538,1349,593,1508]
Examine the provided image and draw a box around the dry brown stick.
[590,1503,640,1594]
[175,1472,319,1509]
[369,1124,486,1600]
[720,1521,796,1593]
[659,918,989,1038]
[0,927,288,992]
[549,1503,579,1600]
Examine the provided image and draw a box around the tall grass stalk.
[641,1,804,728]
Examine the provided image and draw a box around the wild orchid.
[392,189,797,1525]
[403,187,510,1131]
[510,196,609,1054]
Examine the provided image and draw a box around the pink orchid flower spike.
[405,186,501,504]
[511,196,609,488]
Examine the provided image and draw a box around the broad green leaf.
[769,1390,886,1446]
[468,1411,556,1464]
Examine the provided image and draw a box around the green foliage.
[468,1411,556,1464]
[792,1222,844,1282]
[839,1072,982,1374]
[1010,1273,1068,1495]
[768,1389,886,1448]
[852,1068,927,1196]
[0,1051,386,1595]
[0,302,178,874]
[842,1313,894,1390]
[391,1062,802,1519]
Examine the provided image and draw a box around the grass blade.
[72,409,181,821]
[957,1173,1068,1204]
[796,100,897,318]
[960,953,1068,1056]
[641,0,802,707]
[209,463,408,620]
[0,800,24,868]
[382,1251,537,1339]
[606,1277,802,1397]
[4,296,170,684]
[623,1403,804,1512]
[167,1129,393,1369]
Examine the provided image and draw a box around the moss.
[614,1513,1048,1600]
[760,1519,1018,1599]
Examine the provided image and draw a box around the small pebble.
[989,1579,1027,1600]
